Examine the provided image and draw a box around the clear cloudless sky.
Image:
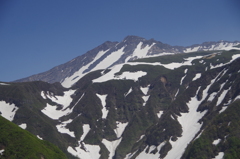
[0,0,240,82]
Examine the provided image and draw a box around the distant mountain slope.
[0,115,67,159]
[15,36,240,88]
[2,49,240,158]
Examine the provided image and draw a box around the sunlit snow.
[165,75,219,159]
[192,73,201,81]
[114,122,128,138]
[102,138,122,159]
[61,49,109,88]
[212,139,221,145]
[157,111,163,118]
[128,56,203,70]
[180,69,188,85]
[91,47,126,72]
[67,124,97,159]
[125,42,155,62]
[41,90,80,120]
[67,143,100,159]
[124,87,132,97]
[0,149,4,155]
[96,94,108,119]
[101,122,128,159]
[0,101,18,121]
[140,85,150,95]
[19,123,27,129]
[56,119,75,137]
[0,83,10,85]
[37,135,43,140]
[142,95,150,106]
[92,64,147,83]
[213,152,224,159]
[136,142,165,159]
[216,89,229,106]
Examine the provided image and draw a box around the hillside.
[0,115,67,159]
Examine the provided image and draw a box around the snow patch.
[96,94,108,119]
[141,85,150,106]
[136,142,165,159]
[213,152,224,159]
[56,119,75,138]
[0,83,10,85]
[140,85,150,95]
[219,106,228,114]
[67,143,100,159]
[0,149,4,155]
[136,135,145,142]
[125,42,155,62]
[142,95,150,106]
[102,138,122,159]
[91,47,126,72]
[19,123,27,129]
[157,111,163,118]
[0,101,18,121]
[115,122,128,138]
[61,49,109,88]
[124,87,132,97]
[37,135,43,140]
[216,88,231,106]
[41,90,82,120]
[165,82,213,159]
[92,64,147,83]
[128,56,203,70]
[193,73,201,81]
[180,69,188,85]
[212,139,221,145]
[81,124,91,141]
[114,71,147,82]
[208,92,217,102]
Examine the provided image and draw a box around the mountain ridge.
[14,35,240,88]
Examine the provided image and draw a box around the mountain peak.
[123,35,146,42]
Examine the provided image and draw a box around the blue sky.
[0,0,240,82]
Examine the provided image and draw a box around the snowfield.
[165,73,220,159]
[67,124,101,159]
[56,119,75,137]
[96,94,108,119]
[41,90,81,120]
[92,64,147,83]
[0,101,18,121]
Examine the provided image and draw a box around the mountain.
[1,37,240,159]
[15,36,240,89]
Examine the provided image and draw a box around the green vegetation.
[0,116,67,159]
